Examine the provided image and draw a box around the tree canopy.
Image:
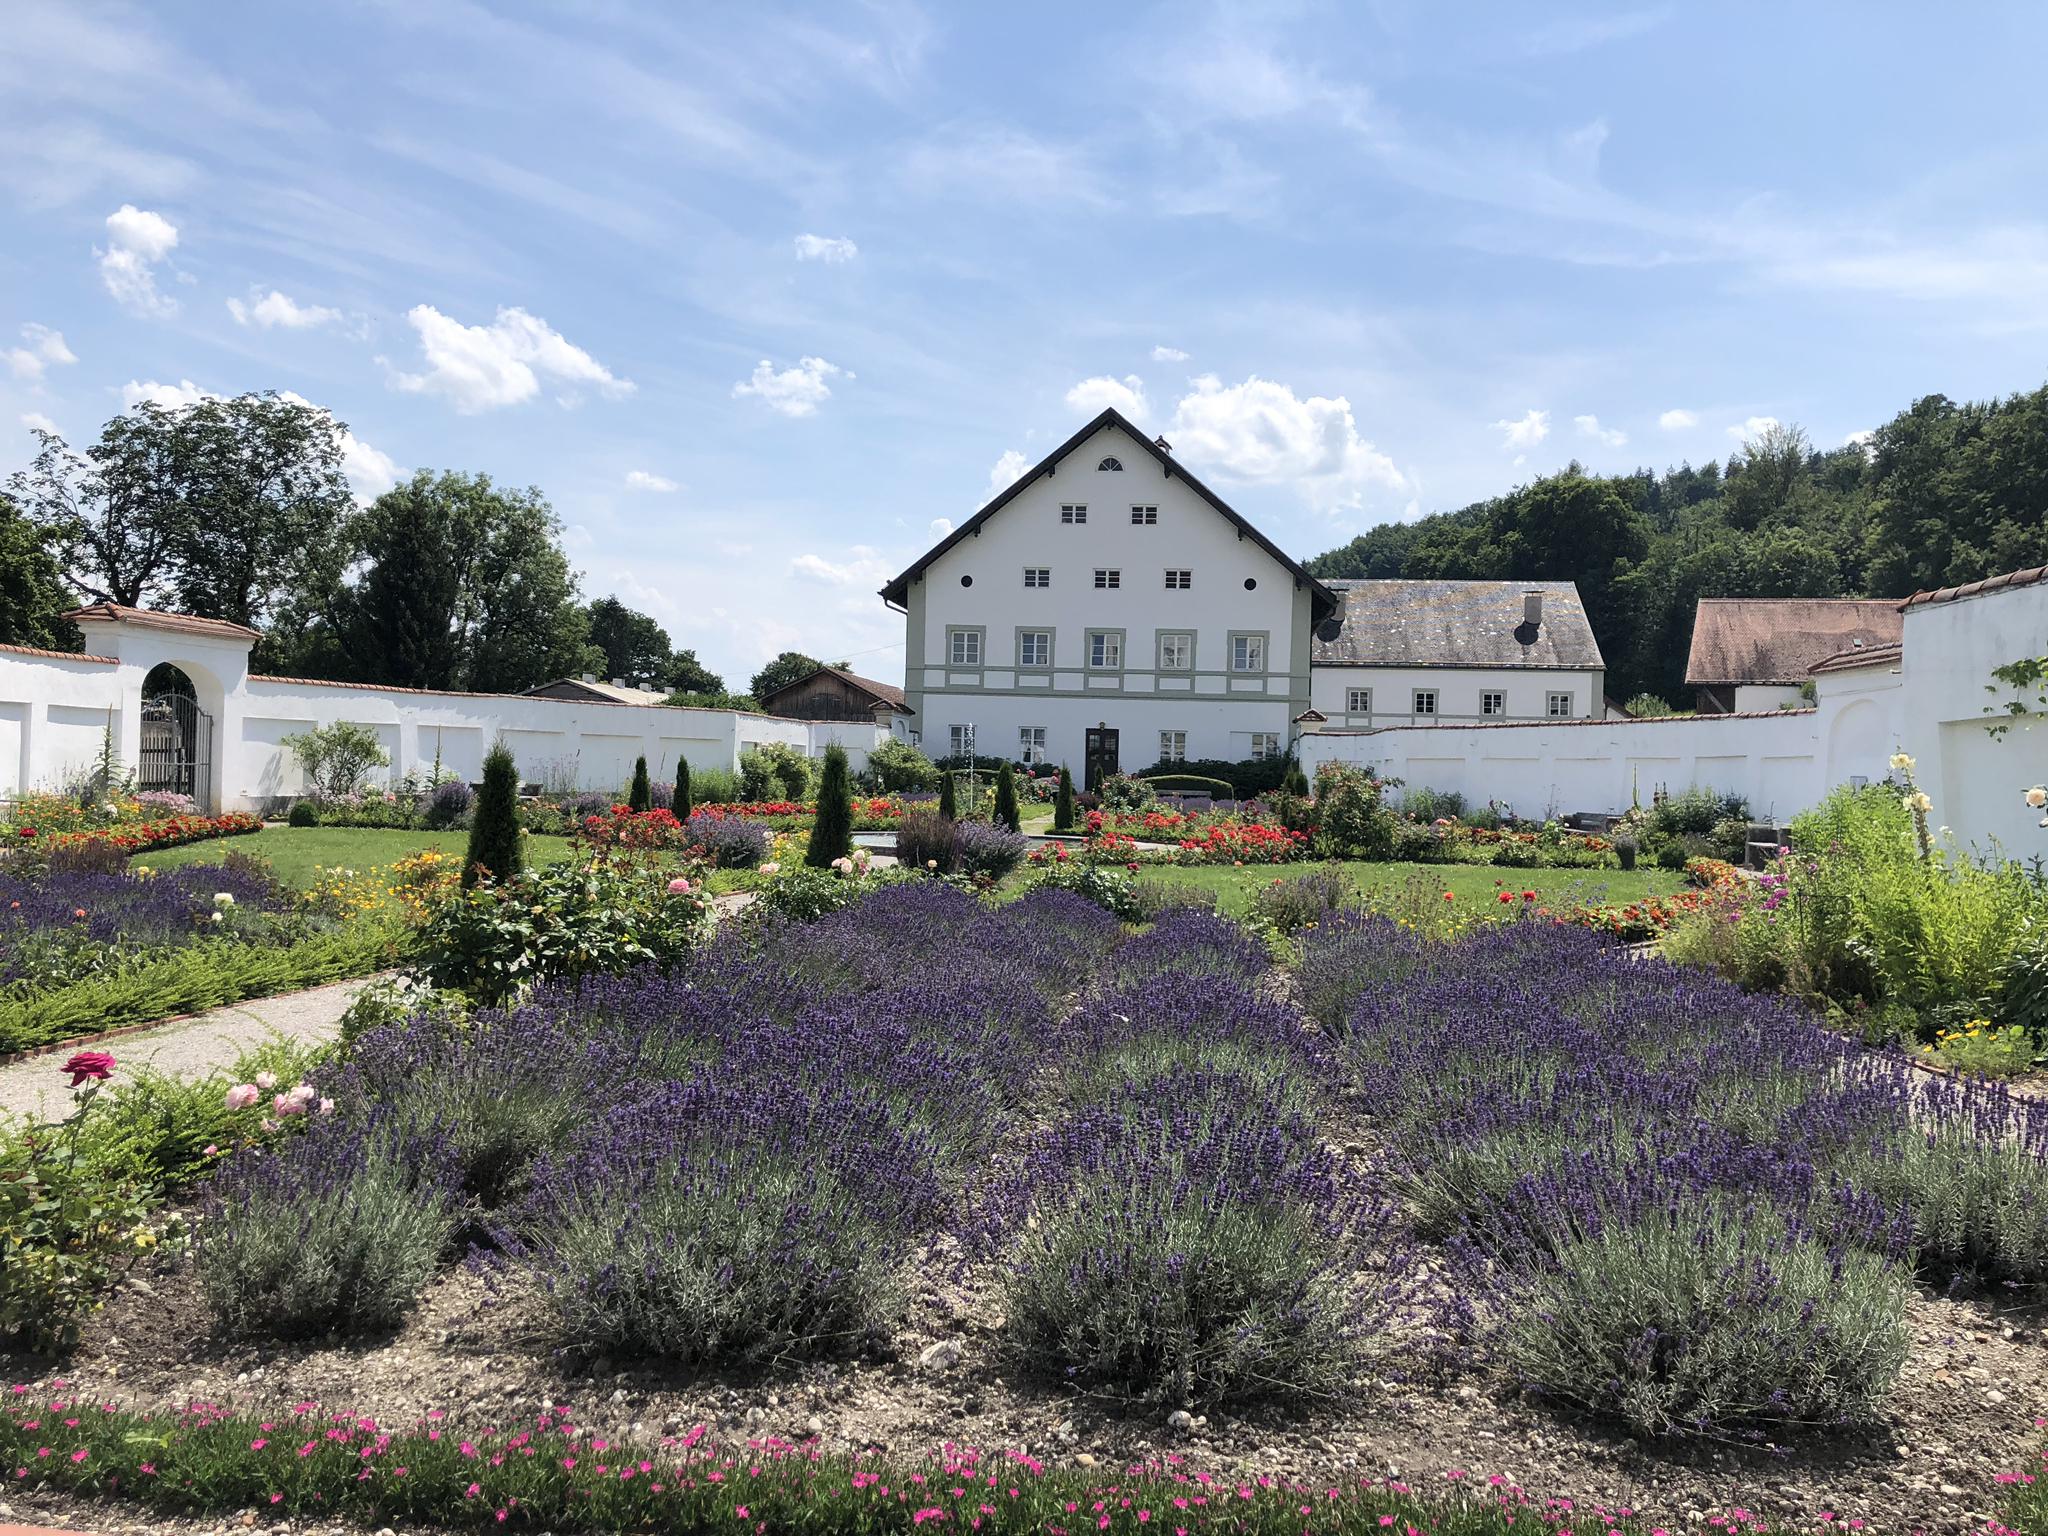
[1306,382,2048,702]
[0,491,77,651]
[749,650,823,701]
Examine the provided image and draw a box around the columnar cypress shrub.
[1283,756,1309,797]
[627,755,652,812]
[994,760,1021,833]
[1054,763,1076,832]
[938,770,957,821]
[806,744,853,867]
[674,756,692,821]
[463,744,523,888]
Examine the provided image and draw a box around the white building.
[880,409,1338,786]
[1309,579,1605,727]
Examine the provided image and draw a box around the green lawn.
[135,826,573,888]
[1134,860,1686,916]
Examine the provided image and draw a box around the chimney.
[581,673,596,683]
[1523,590,1545,628]
[611,677,626,688]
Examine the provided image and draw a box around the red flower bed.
[1175,821,1311,865]
[38,812,262,856]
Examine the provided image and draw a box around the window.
[1230,633,1264,672]
[948,629,982,666]
[1023,567,1050,588]
[1019,726,1047,764]
[948,725,972,757]
[1158,631,1193,670]
[1093,568,1120,589]
[1412,689,1437,716]
[1130,506,1157,525]
[1481,691,1505,717]
[1017,629,1051,668]
[1061,504,1088,524]
[1097,457,1123,471]
[1250,733,1281,762]
[1547,692,1574,718]
[1158,730,1187,762]
[1088,631,1121,669]
[1346,687,1372,714]
[1164,568,1191,590]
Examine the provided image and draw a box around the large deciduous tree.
[586,596,674,687]
[749,650,822,703]
[0,492,78,650]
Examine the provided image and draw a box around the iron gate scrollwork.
[139,692,213,807]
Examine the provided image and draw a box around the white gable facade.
[883,413,1336,783]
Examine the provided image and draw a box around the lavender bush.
[952,818,1029,880]
[421,777,472,830]
[1247,865,1352,934]
[685,809,769,868]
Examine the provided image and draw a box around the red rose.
[61,1050,116,1087]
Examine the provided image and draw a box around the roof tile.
[1684,597,1902,686]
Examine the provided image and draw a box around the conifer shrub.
[993,760,1021,833]
[627,755,652,813]
[674,756,693,821]
[1053,763,1076,832]
[463,743,523,888]
[806,744,854,867]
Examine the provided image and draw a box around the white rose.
[2024,786,2047,809]
[1889,752,1915,772]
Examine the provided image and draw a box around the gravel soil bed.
[6,1241,2042,1536]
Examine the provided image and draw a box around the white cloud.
[276,390,402,499]
[120,377,210,411]
[1151,345,1190,362]
[227,289,342,329]
[732,356,849,418]
[1167,374,1405,510]
[1658,408,1698,430]
[1573,413,1627,448]
[1064,374,1149,423]
[986,448,1030,498]
[391,304,635,413]
[789,545,891,585]
[624,470,679,492]
[21,411,61,437]
[1726,414,1780,442]
[4,323,76,382]
[1843,428,1876,450]
[793,233,858,263]
[96,204,179,315]
[928,517,954,537]
[1493,408,1550,450]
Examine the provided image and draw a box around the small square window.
[1088,631,1121,669]
[1158,632,1192,670]
[1164,568,1191,590]
[1060,504,1088,524]
[1093,568,1120,589]
[1346,687,1372,714]
[1023,567,1050,589]
[1547,692,1574,718]
[1250,733,1280,762]
[1018,630,1051,668]
[1230,634,1264,672]
[948,725,972,756]
[1130,506,1158,525]
[1412,689,1438,716]
[949,630,982,666]
[1481,691,1505,717]
[1019,726,1047,764]
[1158,730,1187,762]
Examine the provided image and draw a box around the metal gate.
[139,692,213,807]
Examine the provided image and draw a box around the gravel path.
[0,976,382,1125]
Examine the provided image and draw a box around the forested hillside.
[1305,385,2048,705]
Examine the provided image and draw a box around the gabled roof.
[878,408,1338,623]
[758,665,912,715]
[62,603,260,641]
[1311,579,1603,671]
[1899,563,2048,611]
[1808,640,1903,676]
[523,677,670,704]
[1684,597,1902,686]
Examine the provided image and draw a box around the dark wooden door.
[1083,727,1120,790]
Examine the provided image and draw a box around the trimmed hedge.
[1129,755,1292,797]
[0,920,407,1055]
[1139,773,1235,799]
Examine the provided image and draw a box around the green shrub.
[1647,786,1745,840]
[740,742,813,802]
[280,720,390,798]
[751,864,908,922]
[806,744,854,867]
[673,757,693,821]
[1053,763,1076,832]
[938,770,958,821]
[1497,1198,1910,1437]
[1028,861,1143,921]
[866,738,939,792]
[1096,773,1155,811]
[627,755,652,812]
[1282,757,1310,797]
[197,1128,456,1339]
[287,799,318,827]
[1656,841,1688,871]
[1310,763,1397,860]
[1403,786,1466,822]
[463,742,523,888]
[993,760,1021,832]
[1248,865,1350,933]
[1128,754,1292,797]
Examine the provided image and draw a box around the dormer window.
[1097,456,1123,471]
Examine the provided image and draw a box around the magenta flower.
[60,1051,115,1088]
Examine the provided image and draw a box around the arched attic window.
[1097,456,1123,471]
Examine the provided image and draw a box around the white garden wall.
[0,613,888,814]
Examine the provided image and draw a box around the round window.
[960,574,973,587]
[1243,577,1257,591]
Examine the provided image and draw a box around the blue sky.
[4,2,2046,688]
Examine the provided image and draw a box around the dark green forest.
[1305,385,2048,704]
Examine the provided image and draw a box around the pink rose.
[317,1097,335,1116]
[274,1093,306,1117]
[667,877,692,895]
[254,1070,277,1091]
[224,1084,261,1111]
